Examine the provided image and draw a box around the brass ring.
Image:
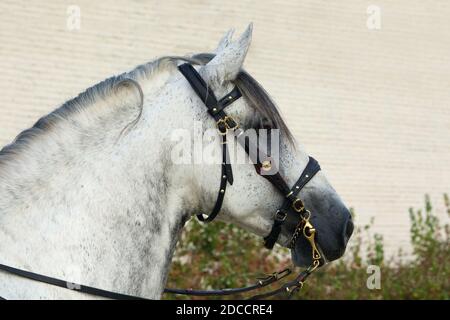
[216,119,228,136]
[292,198,304,212]
[303,210,311,221]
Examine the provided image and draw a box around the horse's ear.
[202,23,253,85]
[214,28,235,54]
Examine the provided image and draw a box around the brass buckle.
[292,198,305,213]
[286,281,304,293]
[225,116,239,131]
[217,116,239,136]
[217,118,228,136]
[257,268,291,285]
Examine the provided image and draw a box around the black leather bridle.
[0,63,322,300]
[177,63,321,250]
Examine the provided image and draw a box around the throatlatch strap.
[197,135,233,222]
[263,157,321,249]
[178,63,241,223]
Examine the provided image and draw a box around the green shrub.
[165,194,449,299]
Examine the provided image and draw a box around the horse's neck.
[0,79,193,299]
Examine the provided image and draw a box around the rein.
[0,63,322,300]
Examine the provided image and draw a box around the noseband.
[0,63,322,300]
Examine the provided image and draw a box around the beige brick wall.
[1,0,449,257]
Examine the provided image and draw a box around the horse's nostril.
[345,219,354,239]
